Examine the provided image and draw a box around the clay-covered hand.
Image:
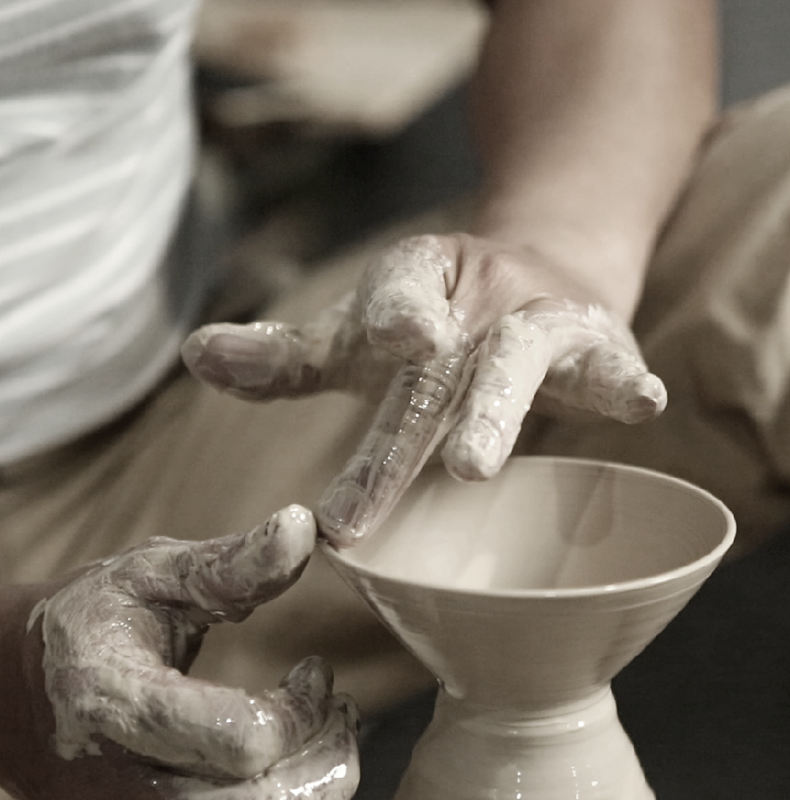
[4,506,359,800]
[182,234,666,546]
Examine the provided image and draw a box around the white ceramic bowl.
[323,456,736,800]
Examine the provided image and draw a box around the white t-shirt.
[0,0,211,464]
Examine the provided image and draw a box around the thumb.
[121,505,317,621]
[180,294,355,401]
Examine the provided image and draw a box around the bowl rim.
[320,456,737,600]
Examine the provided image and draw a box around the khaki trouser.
[1,86,789,795]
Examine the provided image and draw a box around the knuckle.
[400,233,445,254]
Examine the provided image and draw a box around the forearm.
[0,575,85,797]
[470,0,719,319]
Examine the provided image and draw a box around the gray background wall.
[721,0,790,104]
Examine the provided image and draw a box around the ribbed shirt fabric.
[0,0,207,464]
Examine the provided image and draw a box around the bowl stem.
[396,684,656,800]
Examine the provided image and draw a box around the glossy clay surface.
[324,456,735,800]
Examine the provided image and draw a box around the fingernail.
[208,331,264,360]
[366,304,445,362]
[181,333,246,389]
[443,419,503,482]
[263,505,316,571]
[277,504,316,538]
[316,482,370,547]
[283,656,333,699]
[622,373,668,423]
[181,334,228,384]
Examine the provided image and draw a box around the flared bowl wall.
[323,457,736,709]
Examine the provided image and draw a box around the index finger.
[180,294,356,401]
[317,352,468,546]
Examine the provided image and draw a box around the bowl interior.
[331,457,735,596]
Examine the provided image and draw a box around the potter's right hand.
[182,234,666,547]
[0,506,359,800]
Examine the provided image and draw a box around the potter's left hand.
[182,233,666,546]
[1,506,359,800]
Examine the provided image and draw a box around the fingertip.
[440,314,542,483]
[183,320,328,402]
[442,423,506,483]
[181,324,268,392]
[316,521,363,550]
[279,503,317,538]
[643,373,668,416]
[617,372,668,423]
[266,504,317,565]
[181,325,232,388]
[180,326,204,367]
[316,483,370,548]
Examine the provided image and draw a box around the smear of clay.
[182,292,400,404]
[525,300,667,423]
[361,235,459,362]
[443,315,552,481]
[318,299,666,542]
[317,352,470,546]
[181,296,355,400]
[168,695,359,800]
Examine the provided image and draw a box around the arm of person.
[0,508,359,800]
[182,0,719,546]
[470,0,718,321]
